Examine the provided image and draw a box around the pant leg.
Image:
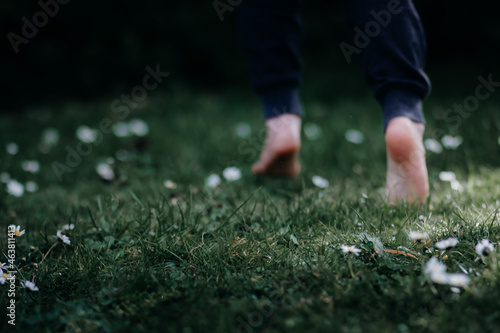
[237,0,304,119]
[340,0,431,131]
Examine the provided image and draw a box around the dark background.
[1,0,499,111]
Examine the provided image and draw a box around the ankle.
[385,117,424,162]
[265,114,302,144]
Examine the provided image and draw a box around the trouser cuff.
[260,87,304,119]
[381,90,425,132]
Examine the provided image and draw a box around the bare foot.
[385,117,429,203]
[252,114,301,177]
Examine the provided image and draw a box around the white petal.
[223,167,242,181]
[6,142,19,155]
[22,281,39,291]
[435,237,459,250]
[439,171,456,182]
[303,123,322,140]
[441,135,463,149]
[164,180,177,189]
[430,271,449,284]
[96,163,115,181]
[76,126,98,143]
[21,160,40,174]
[0,172,11,183]
[235,122,251,138]
[424,139,443,154]
[312,175,329,188]
[6,180,24,197]
[113,122,131,137]
[128,119,149,137]
[425,257,447,276]
[345,129,364,144]
[475,239,494,256]
[446,273,470,287]
[206,174,221,188]
[25,181,38,193]
[42,128,60,146]
[450,180,463,192]
[409,231,428,241]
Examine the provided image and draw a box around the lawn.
[1,84,500,332]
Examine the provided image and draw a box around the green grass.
[1,86,500,332]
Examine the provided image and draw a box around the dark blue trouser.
[237,0,431,131]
